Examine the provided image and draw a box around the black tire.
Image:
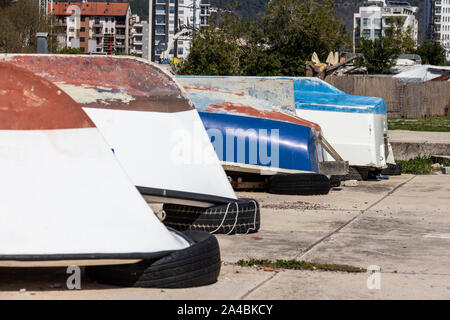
[340,167,364,181]
[86,230,221,288]
[381,163,402,176]
[162,199,260,235]
[268,173,331,195]
[329,175,342,188]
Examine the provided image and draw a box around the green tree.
[0,0,57,53]
[415,42,447,66]
[384,18,416,54]
[175,7,243,75]
[357,22,417,74]
[262,0,349,76]
[357,37,400,74]
[176,0,349,76]
[56,47,85,54]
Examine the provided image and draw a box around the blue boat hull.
[199,112,320,173]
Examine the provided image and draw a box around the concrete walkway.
[389,130,450,160]
[1,174,449,299]
[389,130,450,144]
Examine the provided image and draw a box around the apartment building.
[425,0,450,61]
[130,13,146,56]
[148,0,211,62]
[50,1,131,54]
[353,0,418,51]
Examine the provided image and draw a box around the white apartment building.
[148,0,211,62]
[353,0,418,52]
[130,14,146,56]
[425,0,450,61]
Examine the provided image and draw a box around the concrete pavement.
[389,130,450,160]
[0,173,449,299]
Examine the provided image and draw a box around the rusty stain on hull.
[177,77,323,133]
[0,62,94,130]
[183,86,245,97]
[206,101,322,132]
[1,55,193,113]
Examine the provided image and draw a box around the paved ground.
[389,130,450,160]
[389,130,450,144]
[0,173,449,300]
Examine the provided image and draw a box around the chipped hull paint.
[177,76,322,132]
[0,62,191,260]
[176,76,324,174]
[1,55,237,205]
[1,54,194,113]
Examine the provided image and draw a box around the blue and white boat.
[177,76,347,177]
[290,77,394,173]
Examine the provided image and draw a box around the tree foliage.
[176,0,350,76]
[0,0,56,53]
[356,22,417,74]
[56,47,85,54]
[174,9,243,75]
[415,42,447,66]
[357,37,400,74]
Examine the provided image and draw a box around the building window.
[362,29,371,38]
[80,27,85,32]
[374,29,382,39]
[363,18,370,27]
[178,47,183,55]
[373,18,381,28]
[80,37,85,42]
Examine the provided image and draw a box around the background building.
[425,0,450,61]
[50,1,132,54]
[130,13,146,56]
[353,0,418,52]
[147,0,211,63]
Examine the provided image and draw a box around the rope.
[245,199,259,234]
[209,201,239,235]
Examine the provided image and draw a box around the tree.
[356,22,417,74]
[384,18,416,55]
[176,0,349,76]
[175,6,244,75]
[0,0,57,53]
[56,47,84,54]
[357,37,400,74]
[262,0,349,76]
[415,42,447,66]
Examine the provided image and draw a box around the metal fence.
[326,75,450,118]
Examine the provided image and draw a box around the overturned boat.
[1,54,237,207]
[291,77,395,178]
[0,62,220,287]
[177,76,347,177]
